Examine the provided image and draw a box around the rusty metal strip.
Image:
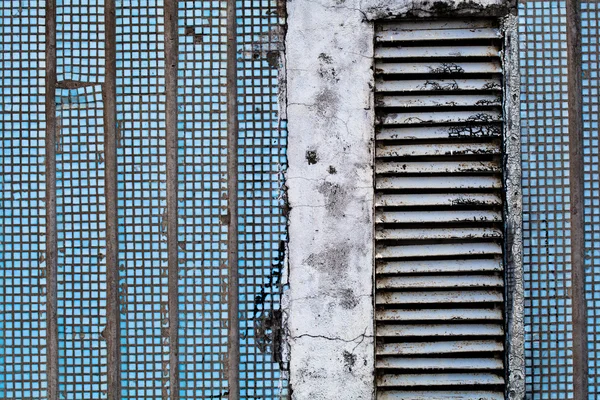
[227,0,240,396]
[164,0,180,398]
[45,0,58,398]
[103,1,121,399]
[567,0,588,399]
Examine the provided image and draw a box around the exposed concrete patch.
[267,50,281,69]
[343,350,358,372]
[317,53,340,82]
[305,149,319,165]
[339,288,360,310]
[316,181,351,218]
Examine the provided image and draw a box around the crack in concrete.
[291,330,373,344]
[289,293,372,303]
[303,0,368,20]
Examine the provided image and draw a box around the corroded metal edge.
[45,0,59,398]
[164,0,180,398]
[501,13,525,400]
[103,1,121,399]
[226,0,240,396]
[566,1,588,398]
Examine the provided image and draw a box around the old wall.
[284,0,516,399]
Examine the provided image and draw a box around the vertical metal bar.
[103,1,121,399]
[45,0,58,398]
[227,0,240,396]
[567,1,588,399]
[164,0,180,398]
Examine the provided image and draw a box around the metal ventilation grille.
[374,20,506,400]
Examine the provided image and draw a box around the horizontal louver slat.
[374,45,499,59]
[375,193,502,207]
[376,142,501,157]
[377,372,504,387]
[376,28,502,42]
[376,308,503,321]
[376,290,503,305]
[376,275,504,289]
[376,161,501,175]
[376,259,503,274]
[376,78,502,93]
[377,340,504,356]
[376,324,504,338]
[376,227,502,240]
[374,19,506,400]
[377,391,504,400]
[376,243,502,258]
[376,357,503,370]
[376,176,502,190]
[376,210,502,223]
[378,94,501,108]
[380,110,502,125]
[375,61,502,75]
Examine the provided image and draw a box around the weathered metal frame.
[103,1,121,399]
[366,7,525,400]
[226,0,241,396]
[44,0,58,398]
[164,0,180,398]
[501,13,525,400]
[566,0,588,399]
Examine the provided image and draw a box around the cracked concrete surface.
[285,0,516,399]
[286,0,374,397]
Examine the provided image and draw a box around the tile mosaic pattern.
[520,2,574,398]
[582,3,600,398]
[116,2,170,398]
[0,1,48,398]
